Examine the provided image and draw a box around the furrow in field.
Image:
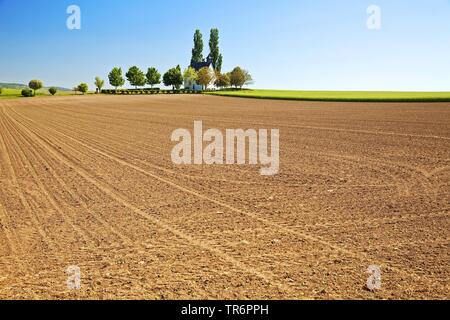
[2,106,137,248]
[0,107,57,254]
[0,124,23,258]
[1,106,96,246]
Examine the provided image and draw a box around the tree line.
[98,64,252,92]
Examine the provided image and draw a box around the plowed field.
[0,95,448,299]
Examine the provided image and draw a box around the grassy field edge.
[207,90,450,102]
[0,88,78,99]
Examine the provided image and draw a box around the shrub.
[49,87,57,95]
[0,87,2,95]
[77,83,89,94]
[21,88,33,97]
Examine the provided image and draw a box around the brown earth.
[0,94,448,300]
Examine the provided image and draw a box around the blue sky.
[0,0,449,91]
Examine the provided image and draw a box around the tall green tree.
[163,65,183,90]
[209,28,220,70]
[29,79,43,96]
[146,67,161,88]
[191,29,204,64]
[108,67,125,90]
[95,77,105,93]
[126,66,146,89]
[216,54,223,73]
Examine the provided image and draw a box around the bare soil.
[0,95,448,299]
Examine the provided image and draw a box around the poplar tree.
[191,29,204,64]
[209,28,220,70]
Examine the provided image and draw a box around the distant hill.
[0,83,28,89]
[0,82,71,91]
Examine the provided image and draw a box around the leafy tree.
[216,54,223,73]
[95,77,105,93]
[229,67,246,88]
[77,83,88,94]
[126,66,146,89]
[146,67,161,88]
[73,86,78,95]
[197,67,214,90]
[49,87,57,95]
[163,65,183,90]
[29,79,43,96]
[0,88,2,95]
[108,67,125,90]
[209,28,220,70]
[191,29,204,64]
[183,67,198,88]
[214,73,230,89]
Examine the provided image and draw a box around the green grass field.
[208,90,450,102]
[0,88,75,99]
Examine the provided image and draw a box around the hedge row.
[101,88,160,94]
[101,89,202,95]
